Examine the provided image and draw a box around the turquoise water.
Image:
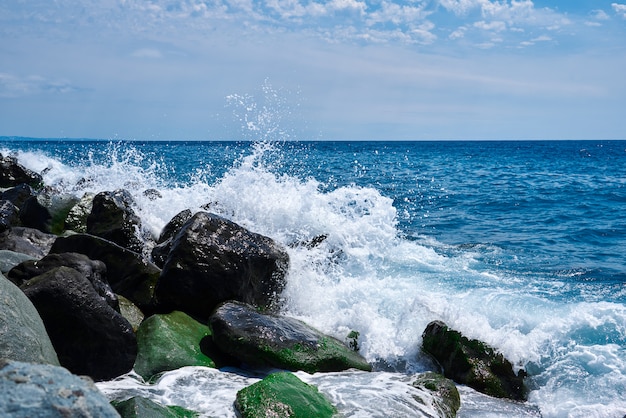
[2,138,625,417]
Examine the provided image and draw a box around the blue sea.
[2,137,625,417]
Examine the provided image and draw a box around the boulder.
[411,372,461,418]
[155,212,289,319]
[65,192,94,233]
[19,195,52,233]
[0,273,59,365]
[134,311,216,380]
[8,252,118,310]
[210,301,372,373]
[21,266,137,381]
[118,295,145,332]
[421,320,527,400]
[151,209,193,268]
[50,233,161,312]
[0,200,19,232]
[0,183,36,209]
[0,249,36,274]
[87,189,143,253]
[0,359,119,417]
[235,372,336,418]
[0,153,43,188]
[112,396,198,418]
[0,226,56,258]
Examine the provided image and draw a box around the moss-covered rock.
[118,295,144,332]
[112,396,198,418]
[422,320,527,401]
[210,301,372,373]
[235,372,336,418]
[411,372,461,418]
[133,311,216,380]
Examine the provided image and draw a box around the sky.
[0,0,625,140]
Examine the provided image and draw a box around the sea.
[1,137,625,418]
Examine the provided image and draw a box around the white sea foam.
[8,142,626,418]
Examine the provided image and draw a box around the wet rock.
[87,189,143,253]
[50,233,160,313]
[151,209,193,267]
[65,192,94,233]
[155,212,289,319]
[0,359,119,417]
[0,273,59,365]
[411,372,461,418]
[134,311,216,380]
[21,266,137,381]
[0,200,19,232]
[210,300,372,373]
[0,249,36,274]
[0,183,36,209]
[112,396,198,418]
[19,195,52,232]
[422,320,527,401]
[8,252,118,310]
[0,226,56,258]
[235,372,336,418]
[0,153,43,188]
[118,295,144,332]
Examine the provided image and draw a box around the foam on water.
[5,141,626,417]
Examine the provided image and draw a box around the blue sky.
[1,0,625,140]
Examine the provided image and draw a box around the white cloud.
[367,1,429,26]
[474,20,506,31]
[612,3,626,18]
[0,73,78,98]
[449,26,467,39]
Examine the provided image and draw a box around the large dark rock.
[0,153,43,188]
[0,226,56,257]
[0,200,19,232]
[210,301,372,373]
[0,183,36,209]
[19,195,52,232]
[133,311,216,380]
[155,212,289,319]
[87,189,143,253]
[0,273,59,365]
[151,209,193,268]
[8,252,118,310]
[235,372,336,418]
[422,320,527,400]
[0,359,120,417]
[20,266,137,381]
[50,233,161,312]
[64,192,94,233]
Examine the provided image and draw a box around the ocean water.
[1,137,625,417]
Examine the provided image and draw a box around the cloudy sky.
[1,1,625,140]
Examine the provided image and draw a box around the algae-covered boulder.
[0,273,59,365]
[210,301,371,373]
[235,372,336,418]
[411,372,461,418]
[134,311,216,380]
[0,359,119,418]
[112,396,198,418]
[422,320,527,400]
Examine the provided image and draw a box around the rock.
[151,209,193,268]
[143,188,163,200]
[87,189,143,253]
[112,396,198,418]
[0,200,20,232]
[0,249,36,274]
[118,295,144,332]
[37,192,80,235]
[21,266,137,381]
[50,233,161,312]
[0,226,56,257]
[19,195,52,233]
[0,359,120,417]
[8,252,118,310]
[65,192,94,233]
[235,372,336,418]
[411,372,461,418]
[210,301,372,373]
[0,153,43,188]
[155,212,289,319]
[133,311,216,381]
[422,320,527,401]
[0,183,36,209]
[0,273,59,365]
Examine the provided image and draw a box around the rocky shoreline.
[0,153,528,417]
